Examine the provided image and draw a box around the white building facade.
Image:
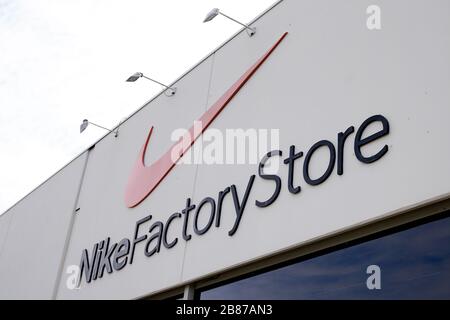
[0,0,449,299]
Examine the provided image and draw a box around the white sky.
[0,0,276,215]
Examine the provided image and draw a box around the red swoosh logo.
[125,32,288,208]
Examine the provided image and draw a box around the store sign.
[76,31,392,285]
[78,113,390,284]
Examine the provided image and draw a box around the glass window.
[200,211,450,299]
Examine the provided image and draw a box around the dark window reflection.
[201,211,450,299]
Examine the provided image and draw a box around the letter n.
[79,244,98,284]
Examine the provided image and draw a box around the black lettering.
[92,240,104,281]
[283,146,303,194]
[355,115,390,163]
[79,243,98,284]
[144,221,163,257]
[163,213,181,249]
[182,198,196,241]
[303,140,336,185]
[130,215,152,264]
[337,126,355,175]
[194,197,216,235]
[97,237,117,278]
[113,238,130,271]
[229,175,255,236]
[216,187,230,227]
[256,150,283,207]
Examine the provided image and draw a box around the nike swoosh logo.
[125,32,288,208]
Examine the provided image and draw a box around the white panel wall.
[181,0,450,282]
[0,152,88,299]
[55,55,215,299]
[0,213,13,262]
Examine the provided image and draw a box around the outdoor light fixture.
[80,119,119,137]
[203,8,256,36]
[126,72,176,96]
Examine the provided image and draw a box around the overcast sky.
[0,0,276,215]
